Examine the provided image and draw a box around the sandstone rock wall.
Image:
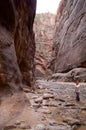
[34,13,55,78]
[14,0,36,88]
[51,0,86,73]
[0,0,36,94]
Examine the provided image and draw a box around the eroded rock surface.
[0,0,36,127]
[14,0,36,88]
[0,0,36,93]
[34,13,55,78]
[50,0,86,74]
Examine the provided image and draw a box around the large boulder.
[48,68,86,82]
[51,0,86,74]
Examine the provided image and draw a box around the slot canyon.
[0,0,86,130]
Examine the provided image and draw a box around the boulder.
[48,68,86,82]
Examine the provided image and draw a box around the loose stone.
[43,94,54,99]
[35,124,46,130]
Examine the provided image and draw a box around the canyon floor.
[0,80,86,130]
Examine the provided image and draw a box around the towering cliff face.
[14,0,36,88]
[34,13,55,78]
[0,1,36,126]
[51,0,86,73]
[0,0,36,94]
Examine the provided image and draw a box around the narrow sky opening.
[36,0,61,14]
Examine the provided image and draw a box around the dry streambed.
[2,80,86,130]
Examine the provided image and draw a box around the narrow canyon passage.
[0,0,86,130]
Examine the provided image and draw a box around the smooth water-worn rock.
[50,0,86,76]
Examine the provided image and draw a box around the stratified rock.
[50,0,86,74]
[34,13,55,78]
[34,52,47,78]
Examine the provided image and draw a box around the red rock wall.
[34,13,55,78]
[14,0,36,88]
[0,0,36,93]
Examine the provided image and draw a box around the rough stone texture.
[14,0,36,88]
[0,0,36,94]
[34,13,55,78]
[34,52,47,78]
[0,0,21,93]
[0,0,36,127]
[48,68,86,82]
[51,0,86,74]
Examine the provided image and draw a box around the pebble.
[38,108,52,114]
[48,119,57,126]
[58,98,66,102]
[42,100,49,106]
[15,121,31,129]
[63,117,81,126]
[19,124,31,129]
[32,95,39,99]
[41,117,46,121]
[48,102,58,107]
[35,97,43,104]
[33,103,41,108]
[71,125,78,130]
[47,125,71,130]
[65,103,75,107]
[35,124,46,130]
[43,94,54,99]
[15,120,21,125]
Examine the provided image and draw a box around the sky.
[36,0,61,14]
